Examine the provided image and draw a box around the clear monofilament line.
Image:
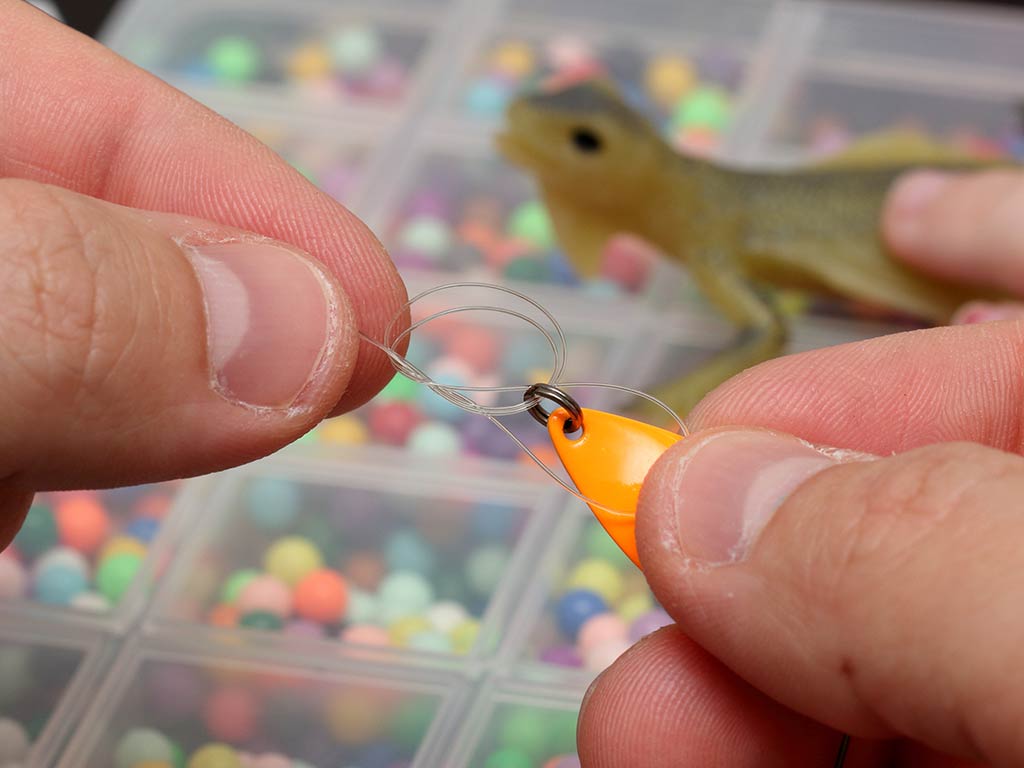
[357,282,687,516]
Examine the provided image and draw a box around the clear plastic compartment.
[292,278,644,466]
[104,0,451,116]
[452,23,750,158]
[0,622,113,768]
[500,502,671,687]
[364,132,696,300]
[764,72,1024,163]
[448,681,584,768]
[150,458,556,668]
[1,479,207,630]
[59,639,465,768]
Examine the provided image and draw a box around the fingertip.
[882,170,955,258]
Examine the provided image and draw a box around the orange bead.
[547,408,682,569]
[208,603,240,628]
[344,551,386,592]
[55,495,111,554]
[293,568,348,624]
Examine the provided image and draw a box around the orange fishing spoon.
[545,406,682,570]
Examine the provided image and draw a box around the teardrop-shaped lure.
[547,407,683,569]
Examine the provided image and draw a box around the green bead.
[483,747,533,768]
[399,215,451,257]
[583,521,633,567]
[673,87,730,130]
[464,546,509,597]
[388,697,435,751]
[220,569,259,604]
[96,552,143,604]
[239,610,284,630]
[206,36,261,83]
[171,741,187,768]
[379,373,419,403]
[14,501,57,557]
[549,709,579,753]
[507,200,555,250]
[498,707,549,759]
[503,256,548,282]
[115,727,175,768]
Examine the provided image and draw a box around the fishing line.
[357,282,687,517]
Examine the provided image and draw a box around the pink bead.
[599,234,657,292]
[340,624,390,646]
[577,613,628,652]
[251,754,292,768]
[237,575,292,618]
[204,685,259,742]
[368,402,423,446]
[444,325,501,373]
[583,637,631,671]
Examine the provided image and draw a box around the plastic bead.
[263,537,323,587]
[293,568,348,624]
[114,727,174,768]
[96,551,143,604]
[55,496,111,554]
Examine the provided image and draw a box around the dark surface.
[50,0,1024,39]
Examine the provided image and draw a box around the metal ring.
[524,383,584,433]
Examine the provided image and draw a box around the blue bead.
[124,517,160,543]
[417,374,471,423]
[245,477,301,531]
[547,249,581,286]
[556,589,608,640]
[34,564,88,605]
[501,336,550,380]
[355,742,401,768]
[470,502,519,542]
[463,77,510,118]
[385,529,436,576]
[405,337,441,372]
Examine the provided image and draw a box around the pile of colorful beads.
[297,310,611,460]
[534,519,672,672]
[385,154,663,291]
[166,18,420,106]
[461,35,741,154]
[471,704,580,768]
[110,660,438,767]
[0,484,179,612]
[193,477,529,657]
[0,639,84,764]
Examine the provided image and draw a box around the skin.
[497,82,1014,415]
[0,2,406,545]
[578,168,1024,767]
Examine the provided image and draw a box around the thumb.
[636,428,1024,765]
[0,179,360,534]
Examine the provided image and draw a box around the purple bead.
[366,56,407,98]
[540,644,584,668]
[329,488,383,537]
[145,663,204,720]
[404,189,451,219]
[460,416,522,460]
[391,248,439,271]
[695,47,743,90]
[629,609,672,643]
[284,619,326,639]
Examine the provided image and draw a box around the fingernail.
[667,431,840,566]
[886,171,952,249]
[185,241,337,409]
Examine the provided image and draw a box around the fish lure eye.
[570,126,603,153]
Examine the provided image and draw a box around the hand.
[578,168,1024,767]
[0,4,406,547]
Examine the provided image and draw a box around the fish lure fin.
[546,407,683,568]
[810,128,977,169]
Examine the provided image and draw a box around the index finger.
[0,1,406,412]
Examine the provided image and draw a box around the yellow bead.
[100,535,147,561]
[388,615,431,647]
[489,40,535,78]
[287,42,332,80]
[187,744,241,768]
[324,691,385,745]
[449,618,480,655]
[565,558,624,604]
[617,592,653,623]
[263,536,323,587]
[645,55,696,108]
[318,415,369,445]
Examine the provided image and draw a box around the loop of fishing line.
[358,282,688,515]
